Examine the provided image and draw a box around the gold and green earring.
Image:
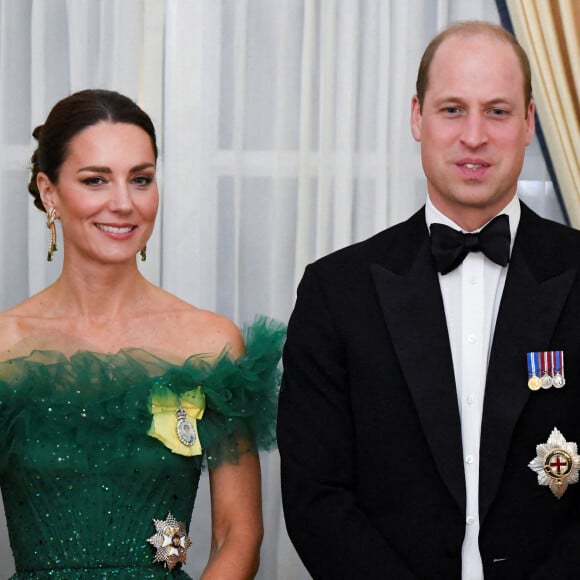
[46,207,58,262]
[140,245,147,262]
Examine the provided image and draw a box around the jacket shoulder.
[518,203,580,270]
[308,207,427,276]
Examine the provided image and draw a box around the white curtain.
[0,1,560,578]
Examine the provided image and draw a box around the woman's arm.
[201,451,263,579]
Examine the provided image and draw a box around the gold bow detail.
[148,384,205,456]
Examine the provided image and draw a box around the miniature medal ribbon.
[148,385,205,456]
[528,427,580,499]
[551,351,566,388]
[526,351,565,391]
[147,511,192,570]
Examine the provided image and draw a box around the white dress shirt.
[425,195,521,580]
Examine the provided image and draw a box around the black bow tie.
[429,214,511,275]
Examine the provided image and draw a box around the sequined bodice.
[2,407,199,578]
[0,318,284,579]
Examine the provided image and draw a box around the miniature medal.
[527,352,542,391]
[528,428,580,499]
[147,512,192,570]
[552,351,566,388]
[527,351,567,391]
[553,373,565,388]
[541,351,553,389]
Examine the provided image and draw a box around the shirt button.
[466,395,474,405]
[466,516,475,525]
[467,334,478,343]
[469,276,477,285]
[465,455,474,464]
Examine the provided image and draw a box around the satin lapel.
[371,239,465,513]
[479,238,576,524]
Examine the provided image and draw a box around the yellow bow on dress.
[148,384,205,456]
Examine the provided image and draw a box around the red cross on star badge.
[528,428,580,499]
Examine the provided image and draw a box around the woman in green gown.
[0,90,284,579]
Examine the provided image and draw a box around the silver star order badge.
[147,512,192,570]
[528,428,580,499]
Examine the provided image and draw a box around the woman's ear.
[37,172,57,213]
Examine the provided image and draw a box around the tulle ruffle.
[0,316,285,471]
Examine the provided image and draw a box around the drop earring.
[46,207,58,262]
[140,246,147,262]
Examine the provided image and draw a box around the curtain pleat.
[294,0,316,284]
[501,0,580,226]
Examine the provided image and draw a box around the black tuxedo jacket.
[278,203,580,579]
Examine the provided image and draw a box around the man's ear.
[410,95,422,142]
[525,99,535,146]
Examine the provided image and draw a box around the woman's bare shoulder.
[0,312,23,353]
[0,286,245,362]
[0,295,49,356]
[146,289,244,359]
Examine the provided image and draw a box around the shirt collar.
[425,195,521,253]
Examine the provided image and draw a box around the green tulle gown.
[0,318,285,579]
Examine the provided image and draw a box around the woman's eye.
[82,177,105,186]
[133,175,154,186]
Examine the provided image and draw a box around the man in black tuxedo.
[278,21,580,579]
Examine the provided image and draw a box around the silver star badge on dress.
[528,428,580,499]
[147,512,192,570]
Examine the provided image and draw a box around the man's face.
[411,34,535,230]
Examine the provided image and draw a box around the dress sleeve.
[196,316,286,469]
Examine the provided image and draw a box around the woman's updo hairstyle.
[28,89,158,212]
